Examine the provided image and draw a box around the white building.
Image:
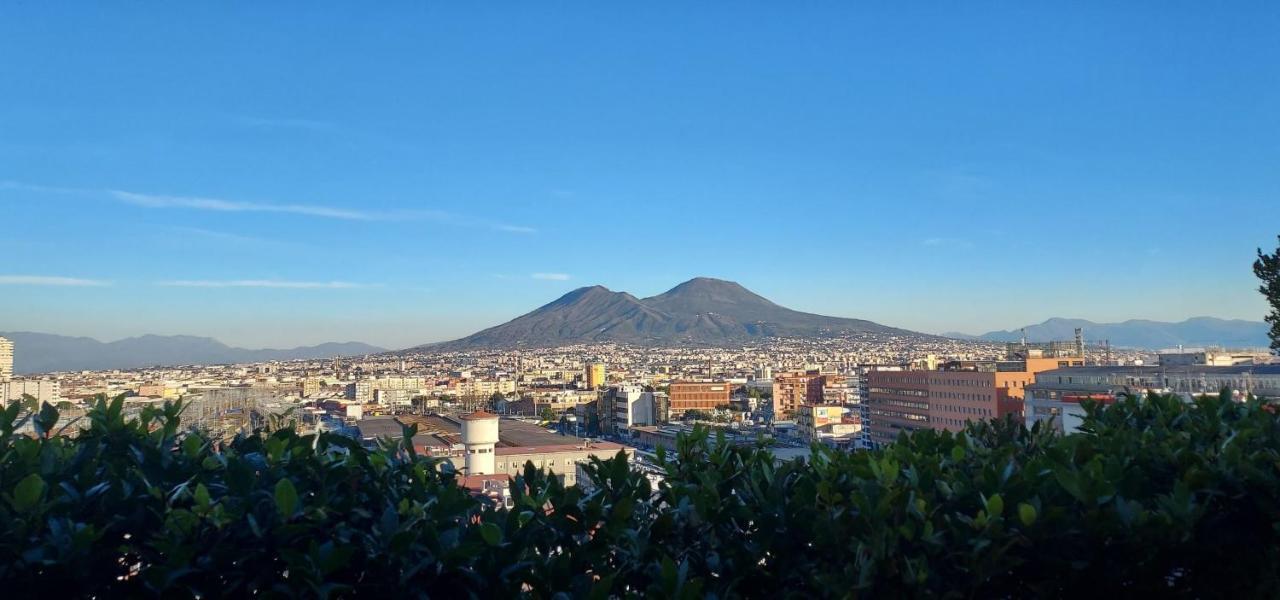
[3,379,61,404]
[0,336,12,382]
[613,385,656,431]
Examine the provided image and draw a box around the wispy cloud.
[531,273,571,281]
[0,275,110,286]
[112,190,378,221]
[157,280,372,289]
[922,237,974,249]
[3,180,539,233]
[494,224,537,234]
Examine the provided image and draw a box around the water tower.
[460,411,500,475]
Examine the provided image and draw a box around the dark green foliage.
[1256,235,1280,352]
[2,392,1279,597]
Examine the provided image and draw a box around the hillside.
[0,332,385,374]
[425,277,919,349]
[968,317,1270,349]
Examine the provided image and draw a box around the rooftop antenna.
[1074,328,1085,359]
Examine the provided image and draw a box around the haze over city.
[3,4,1278,349]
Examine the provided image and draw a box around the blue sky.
[2,3,1278,349]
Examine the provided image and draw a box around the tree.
[539,406,556,423]
[1255,235,1280,353]
[4,392,1280,595]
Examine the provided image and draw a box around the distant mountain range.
[0,332,385,374]
[421,277,923,350]
[945,317,1271,349]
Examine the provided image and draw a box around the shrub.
[1,392,1278,597]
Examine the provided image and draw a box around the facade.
[926,358,1066,432]
[0,336,12,382]
[1025,364,1280,434]
[585,363,606,389]
[772,371,832,420]
[301,377,323,398]
[1157,350,1273,367]
[3,379,61,404]
[668,381,731,416]
[612,385,656,431]
[865,370,930,447]
[795,404,861,447]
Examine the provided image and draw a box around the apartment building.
[865,370,930,447]
[668,381,731,416]
[926,358,1064,432]
[585,363,606,389]
[772,371,845,420]
[0,336,12,382]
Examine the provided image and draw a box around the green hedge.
[1,392,1278,598]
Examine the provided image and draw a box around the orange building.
[928,358,1079,432]
[772,371,844,420]
[668,381,731,416]
[866,370,931,447]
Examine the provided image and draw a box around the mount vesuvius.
[419,277,925,349]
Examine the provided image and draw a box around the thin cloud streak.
[531,273,571,281]
[111,190,377,221]
[0,275,110,286]
[3,181,538,233]
[157,280,371,289]
[494,224,537,234]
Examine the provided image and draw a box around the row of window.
[868,387,928,397]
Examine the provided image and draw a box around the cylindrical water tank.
[461,411,499,475]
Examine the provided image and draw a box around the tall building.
[668,381,731,417]
[772,371,841,420]
[585,363,606,389]
[926,358,1063,433]
[611,384,656,432]
[865,370,930,448]
[3,379,60,404]
[0,336,12,382]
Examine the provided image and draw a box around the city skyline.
[3,4,1278,348]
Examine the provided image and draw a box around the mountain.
[425,277,920,349]
[967,317,1270,349]
[0,332,385,374]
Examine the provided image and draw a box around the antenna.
[1074,328,1084,358]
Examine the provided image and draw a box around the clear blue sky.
[2,3,1278,349]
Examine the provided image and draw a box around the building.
[772,371,843,420]
[301,377,323,398]
[3,379,61,404]
[379,413,633,488]
[795,404,861,448]
[1157,349,1273,367]
[0,336,12,382]
[612,385,657,432]
[926,358,1065,433]
[1025,364,1280,434]
[585,363,606,389]
[668,381,731,417]
[865,370,930,448]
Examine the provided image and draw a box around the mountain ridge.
[961,317,1269,349]
[423,277,922,350]
[0,331,385,374]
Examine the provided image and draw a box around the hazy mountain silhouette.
[964,317,1270,349]
[0,331,384,374]
[425,277,919,349]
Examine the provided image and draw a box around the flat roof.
[379,413,604,449]
[1037,365,1280,376]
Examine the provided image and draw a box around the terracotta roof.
[460,410,499,421]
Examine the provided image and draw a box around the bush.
[1,392,1278,597]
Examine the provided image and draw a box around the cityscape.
[3,3,1280,597]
